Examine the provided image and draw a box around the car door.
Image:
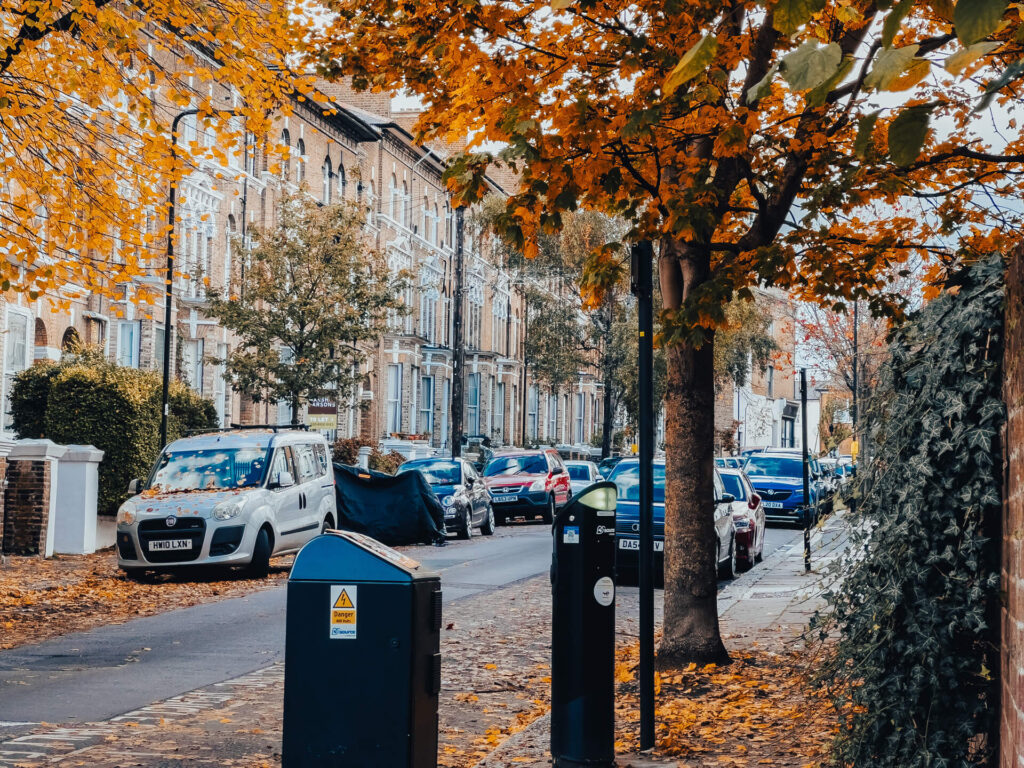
[291,442,322,537]
[549,453,571,506]
[712,471,733,561]
[463,461,487,524]
[267,446,304,550]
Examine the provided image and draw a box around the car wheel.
[480,504,496,536]
[542,495,555,525]
[247,527,272,578]
[321,515,335,535]
[122,568,150,583]
[456,508,473,540]
[717,537,737,580]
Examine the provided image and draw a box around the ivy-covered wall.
[1003,246,1024,768]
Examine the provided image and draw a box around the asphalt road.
[0,521,800,731]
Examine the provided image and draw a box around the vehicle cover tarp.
[332,463,446,546]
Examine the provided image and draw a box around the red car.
[482,449,571,525]
[718,468,766,570]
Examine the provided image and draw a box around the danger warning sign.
[329,585,357,639]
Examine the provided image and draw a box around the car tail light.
[749,494,760,510]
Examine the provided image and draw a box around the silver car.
[564,460,601,496]
[116,428,336,578]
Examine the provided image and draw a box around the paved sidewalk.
[474,513,850,768]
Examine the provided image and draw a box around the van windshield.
[150,447,270,492]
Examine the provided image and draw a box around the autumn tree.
[0,0,316,303]
[316,0,1024,664]
[205,195,405,422]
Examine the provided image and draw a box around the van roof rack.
[183,423,310,436]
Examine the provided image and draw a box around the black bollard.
[550,482,617,768]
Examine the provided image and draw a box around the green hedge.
[813,255,1004,767]
[9,349,218,514]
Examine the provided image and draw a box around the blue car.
[397,457,495,539]
[610,459,738,584]
[742,452,819,525]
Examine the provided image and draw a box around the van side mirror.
[270,470,295,489]
[716,493,735,505]
[551,466,564,475]
[127,478,143,495]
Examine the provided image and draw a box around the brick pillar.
[1002,245,1024,768]
[1,440,67,557]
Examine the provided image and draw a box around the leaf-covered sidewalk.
[477,514,849,768]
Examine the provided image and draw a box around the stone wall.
[1,459,49,555]
[1003,246,1024,768]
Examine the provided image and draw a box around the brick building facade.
[0,47,605,454]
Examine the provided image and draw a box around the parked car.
[482,449,571,525]
[564,460,601,496]
[397,457,494,539]
[714,457,743,469]
[717,468,766,570]
[116,428,336,578]
[610,459,737,585]
[597,456,624,478]
[742,452,820,526]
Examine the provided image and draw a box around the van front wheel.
[248,528,272,578]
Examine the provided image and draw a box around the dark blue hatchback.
[742,453,815,525]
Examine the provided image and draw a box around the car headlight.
[116,500,137,526]
[213,500,244,520]
[441,495,455,507]
[529,478,546,492]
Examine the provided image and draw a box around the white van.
[115,427,336,578]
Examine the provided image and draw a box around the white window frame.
[420,375,434,437]
[386,364,402,434]
[117,320,140,368]
[3,307,32,432]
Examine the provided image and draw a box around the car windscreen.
[484,454,548,477]
[719,473,746,500]
[612,463,666,503]
[744,456,803,478]
[398,460,460,485]
[150,446,269,492]
[566,465,591,481]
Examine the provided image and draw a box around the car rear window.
[566,465,590,481]
[719,473,746,500]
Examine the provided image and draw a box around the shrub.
[332,437,369,465]
[9,350,218,514]
[813,255,1004,767]
[368,448,405,474]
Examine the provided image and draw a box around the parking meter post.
[550,483,617,768]
[283,531,442,768]
[801,368,811,573]
[630,239,656,750]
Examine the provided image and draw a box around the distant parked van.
[116,427,336,578]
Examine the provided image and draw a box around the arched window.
[434,204,440,245]
[402,181,410,226]
[280,129,291,181]
[338,165,346,199]
[322,156,332,205]
[422,196,429,239]
[61,327,80,354]
[389,174,398,219]
[296,139,306,184]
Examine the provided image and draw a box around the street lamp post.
[159,107,200,449]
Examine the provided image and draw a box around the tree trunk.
[291,394,300,426]
[658,238,729,667]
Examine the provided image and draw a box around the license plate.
[149,538,192,551]
[618,539,664,551]
[762,501,784,509]
[492,495,517,503]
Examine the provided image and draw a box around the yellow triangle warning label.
[333,589,354,609]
